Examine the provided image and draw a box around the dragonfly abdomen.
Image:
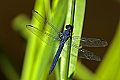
[49,42,64,74]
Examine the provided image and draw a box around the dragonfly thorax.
[60,30,70,43]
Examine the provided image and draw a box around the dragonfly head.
[66,24,73,32]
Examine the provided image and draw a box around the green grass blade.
[69,0,86,77]
[51,0,69,79]
[60,0,86,79]
[95,20,120,80]
[74,62,95,80]
[60,0,76,79]
[20,0,46,80]
[12,14,30,40]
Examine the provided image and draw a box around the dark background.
[0,0,120,79]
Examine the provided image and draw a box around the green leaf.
[74,62,95,80]
[95,20,120,80]
[12,14,30,39]
[60,0,86,79]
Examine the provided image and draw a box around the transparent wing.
[33,10,60,33]
[80,37,108,47]
[26,10,61,45]
[72,36,108,47]
[78,48,101,61]
[70,36,108,61]
[26,25,60,43]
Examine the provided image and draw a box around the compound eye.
[66,25,69,29]
[66,25,73,31]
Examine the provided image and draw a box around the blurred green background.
[0,0,120,80]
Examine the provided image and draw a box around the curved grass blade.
[95,20,120,80]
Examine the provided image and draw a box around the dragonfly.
[26,10,108,74]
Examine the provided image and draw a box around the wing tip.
[32,10,37,13]
[102,40,108,47]
[26,24,33,28]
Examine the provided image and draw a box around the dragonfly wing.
[26,25,60,45]
[26,10,61,45]
[33,10,60,33]
[72,36,108,47]
[78,48,101,61]
[80,37,108,47]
